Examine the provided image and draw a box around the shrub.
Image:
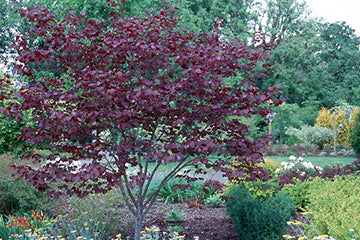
[259,157,283,174]
[350,114,360,158]
[286,125,333,149]
[305,175,360,240]
[157,177,218,204]
[47,212,106,240]
[241,178,280,200]
[0,154,51,216]
[164,210,185,223]
[226,186,295,240]
[280,179,311,210]
[49,190,128,237]
[0,97,36,157]
[204,194,225,207]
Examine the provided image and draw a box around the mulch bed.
[122,201,239,240]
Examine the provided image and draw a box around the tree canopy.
[0,2,282,239]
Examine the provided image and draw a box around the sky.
[305,0,360,36]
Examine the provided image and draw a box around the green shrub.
[259,157,283,174]
[166,225,183,234]
[0,154,51,216]
[305,175,360,240]
[165,210,185,223]
[51,190,128,237]
[241,178,280,200]
[286,125,333,149]
[157,177,215,203]
[280,179,311,210]
[350,114,360,157]
[204,194,225,207]
[226,186,295,240]
[0,96,36,157]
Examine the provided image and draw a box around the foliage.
[0,86,36,156]
[164,210,185,223]
[157,178,215,204]
[139,226,185,240]
[318,22,360,107]
[285,214,341,240]
[305,175,360,240]
[236,178,279,200]
[0,3,282,239]
[0,154,51,216]
[259,157,283,174]
[286,125,333,149]
[226,186,295,240]
[350,114,360,157]
[204,194,225,207]
[166,226,183,235]
[316,106,359,146]
[271,103,304,144]
[46,212,108,240]
[55,191,128,237]
[0,210,48,240]
[280,178,311,210]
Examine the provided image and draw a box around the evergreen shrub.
[226,186,295,240]
[306,175,360,240]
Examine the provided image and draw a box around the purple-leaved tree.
[0,2,282,239]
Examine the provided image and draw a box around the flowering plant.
[276,156,322,177]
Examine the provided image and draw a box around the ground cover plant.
[0,1,283,239]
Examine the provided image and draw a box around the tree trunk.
[134,207,144,240]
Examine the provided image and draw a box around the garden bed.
[122,201,237,240]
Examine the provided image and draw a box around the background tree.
[271,103,304,144]
[318,21,360,107]
[316,105,360,146]
[0,3,282,239]
[350,114,360,158]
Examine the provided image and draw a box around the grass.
[268,156,357,168]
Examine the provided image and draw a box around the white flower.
[301,162,314,169]
[298,157,304,162]
[289,155,297,161]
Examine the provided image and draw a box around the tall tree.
[318,21,360,107]
[262,0,311,43]
[1,3,282,239]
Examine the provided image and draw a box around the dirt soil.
[122,201,239,240]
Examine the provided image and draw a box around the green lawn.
[267,156,358,168]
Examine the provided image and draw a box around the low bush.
[259,157,283,174]
[157,177,219,204]
[204,194,225,207]
[286,126,333,149]
[226,186,295,240]
[0,154,52,216]
[305,175,360,240]
[280,179,311,210]
[50,190,128,237]
[165,210,185,223]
